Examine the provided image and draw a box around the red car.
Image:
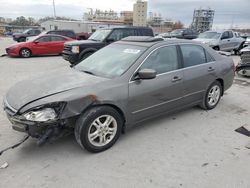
[6,34,74,58]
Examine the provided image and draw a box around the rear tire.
[74,106,123,153]
[19,48,31,58]
[213,46,220,51]
[200,81,222,110]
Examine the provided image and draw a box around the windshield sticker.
[123,49,141,54]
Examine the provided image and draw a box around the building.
[120,11,133,25]
[148,12,163,27]
[40,20,123,33]
[84,9,119,21]
[133,0,148,26]
[191,8,215,33]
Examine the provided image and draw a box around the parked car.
[236,45,250,76]
[243,36,250,47]
[46,30,90,40]
[170,29,198,39]
[62,26,154,65]
[194,30,245,54]
[3,37,235,153]
[26,30,91,41]
[6,34,74,58]
[4,31,13,36]
[157,32,171,38]
[12,29,41,42]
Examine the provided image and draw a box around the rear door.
[128,45,184,122]
[180,44,217,104]
[49,36,67,54]
[220,31,231,50]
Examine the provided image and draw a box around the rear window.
[136,29,153,36]
[180,44,206,67]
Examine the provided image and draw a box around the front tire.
[20,48,31,58]
[200,81,222,110]
[74,106,123,153]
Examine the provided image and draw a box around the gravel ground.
[0,37,250,188]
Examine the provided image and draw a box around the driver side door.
[128,45,184,122]
[32,36,52,55]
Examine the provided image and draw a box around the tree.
[38,16,77,23]
[10,16,37,26]
[172,21,184,30]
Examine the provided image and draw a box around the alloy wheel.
[207,85,221,107]
[88,115,117,147]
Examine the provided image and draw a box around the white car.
[194,30,245,54]
[243,36,250,47]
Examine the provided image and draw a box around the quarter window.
[180,44,206,67]
[140,46,179,74]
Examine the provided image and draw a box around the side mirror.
[106,38,115,43]
[137,69,157,80]
[33,41,39,44]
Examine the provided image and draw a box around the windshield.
[171,29,184,35]
[89,29,112,41]
[198,32,221,39]
[75,44,146,78]
[23,29,30,34]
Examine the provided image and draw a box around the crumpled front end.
[3,98,74,145]
[236,47,250,77]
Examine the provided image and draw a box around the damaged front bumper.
[3,100,73,145]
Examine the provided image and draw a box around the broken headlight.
[23,108,57,122]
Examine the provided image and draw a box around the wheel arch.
[79,48,97,60]
[80,103,127,133]
[19,47,32,57]
[216,78,224,96]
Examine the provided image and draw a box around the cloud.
[0,0,249,28]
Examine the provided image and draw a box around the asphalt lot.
[0,37,250,188]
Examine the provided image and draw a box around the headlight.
[23,108,57,122]
[72,46,80,53]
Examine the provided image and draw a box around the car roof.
[99,26,152,30]
[38,34,71,39]
[116,36,203,48]
[48,29,74,32]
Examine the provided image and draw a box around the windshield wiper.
[81,70,95,75]
[89,38,99,41]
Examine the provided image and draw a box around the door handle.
[227,40,230,42]
[208,67,215,72]
[172,76,182,82]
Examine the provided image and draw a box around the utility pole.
[53,0,57,19]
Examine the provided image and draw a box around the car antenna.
[0,135,29,156]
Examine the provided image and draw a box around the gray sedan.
[3,37,235,152]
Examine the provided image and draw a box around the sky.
[0,0,249,29]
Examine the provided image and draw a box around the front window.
[140,45,179,74]
[198,32,221,39]
[23,29,30,34]
[180,44,206,67]
[75,44,146,78]
[88,29,112,41]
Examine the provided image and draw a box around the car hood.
[5,68,109,111]
[64,39,103,46]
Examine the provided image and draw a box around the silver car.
[3,37,235,153]
[194,30,245,54]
